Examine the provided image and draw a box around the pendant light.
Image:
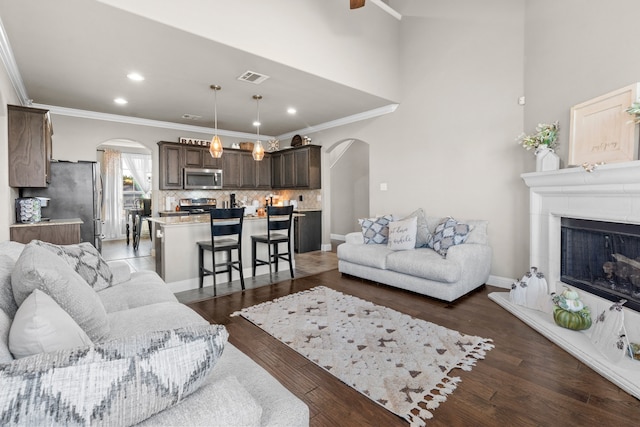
[209,84,223,158]
[252,94,265,161]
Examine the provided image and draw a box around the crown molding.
[3,8,398,142]
[276,103,399,140]
[32,103,266,140]
[0,16,30,105]
[371,0,402,20]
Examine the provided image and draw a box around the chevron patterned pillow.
[0,324,228,425]
[33,240,113,291]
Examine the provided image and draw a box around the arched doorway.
[96,139,152,244]
[327,139,370,242]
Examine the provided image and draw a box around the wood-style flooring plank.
[188,269,640,426]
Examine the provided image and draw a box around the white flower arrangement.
[516,121,559,153]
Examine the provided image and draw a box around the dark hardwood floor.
[188,271,640,427]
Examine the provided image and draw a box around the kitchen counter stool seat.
[197,207,245,296]
[251,205,294,279]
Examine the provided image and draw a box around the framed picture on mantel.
[568,83,639,166]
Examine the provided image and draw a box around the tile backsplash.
[157,189,321,212]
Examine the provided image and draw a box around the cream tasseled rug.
[232,286,494,426]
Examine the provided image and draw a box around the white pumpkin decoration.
[510,267,549,312]
[590,300,629,363]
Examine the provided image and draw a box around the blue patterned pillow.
[428,217,471,256]
[0,324,228,426]
[358,215,394,244]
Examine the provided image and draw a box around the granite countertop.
[10,218,83,227]
[151,214,268,226]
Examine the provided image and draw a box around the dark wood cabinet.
[256,156,272,188]
[203,152,222,169]
[10,220,81,245]
[158,141,277,190]
[222,150,242,188]
[271,145,321,189]
[184,145,221,169]
[8,105,53,188]
[158,142,183,189]
[240,153,256,188]
[237,151,272,188]
[294,210,322,253]
[184,146,204,168]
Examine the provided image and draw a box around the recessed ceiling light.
[287,107,297,115]
[253,120,261,127]
[127,72,145,81]
[114,98,128,105]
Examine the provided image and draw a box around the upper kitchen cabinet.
[239,151,272,189]
[222,149,242,188]
[158,142,183,190]
[272,145,321,189]
[8,105,53,187]
[184,145,222,169]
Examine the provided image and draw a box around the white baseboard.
[487,275,515,289]
[331,233,346,241]
[321,243,333,251]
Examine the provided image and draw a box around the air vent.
[182,114,202,120]
[237,70,270,84]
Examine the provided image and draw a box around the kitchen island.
[151,214,295,293]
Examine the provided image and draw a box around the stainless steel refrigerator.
[23,161,103,252]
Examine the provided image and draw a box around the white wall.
[313,0,527,280]
[0,63,22,240]
[330,140,369,237]
[524,0,640,164]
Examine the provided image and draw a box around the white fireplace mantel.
[489,160,640,400]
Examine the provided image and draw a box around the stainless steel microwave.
[183,168,223,189]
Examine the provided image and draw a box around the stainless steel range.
[178,198,217,214]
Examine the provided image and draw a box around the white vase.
[535,146,560,172]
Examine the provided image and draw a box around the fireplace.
[489,161,640,400]
[561,217,640,312]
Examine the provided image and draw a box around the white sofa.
[337,213,492,302]
[0,240,309,426]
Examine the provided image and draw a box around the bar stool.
[197,207,245,296]
[251,205,294,278]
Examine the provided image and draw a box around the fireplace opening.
[561,217,640,312]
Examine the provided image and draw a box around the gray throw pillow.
[358,215,394,244]
[428,217,471,256]
[33,240,113,291]
[0,324,228,426]
[403,208,431,248]
[0,310,13,363]
[11,242,110,341]
[0,255,18,319]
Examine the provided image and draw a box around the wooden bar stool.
[197,207,245,296]
[251,205,294,278]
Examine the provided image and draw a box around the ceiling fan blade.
[350,0,365,9]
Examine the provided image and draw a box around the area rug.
[231,286,494,426]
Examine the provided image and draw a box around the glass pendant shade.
[209,84,223,158]
[209,135,223,158]
[252,94,264,161]
[252,140,265,161]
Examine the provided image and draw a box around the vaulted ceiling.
[0,0,403,139]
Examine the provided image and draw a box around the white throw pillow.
[9,289,93,359]
[387,216,417,251]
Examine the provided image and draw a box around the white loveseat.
[337,211,492,302]
[0,240,308,426]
